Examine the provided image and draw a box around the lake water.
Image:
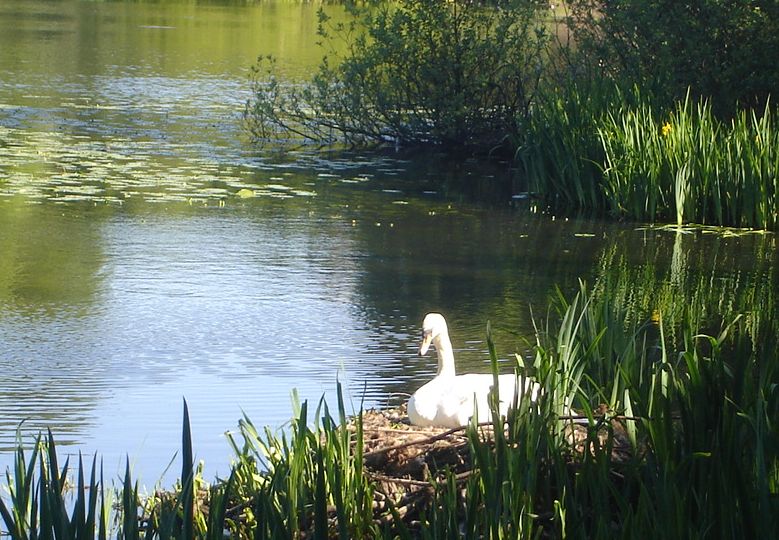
[0,0,776,486]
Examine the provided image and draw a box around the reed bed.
[519,87,779,230]
[2,285,777,538]
[599,96,779,229]
[516,83,611,213]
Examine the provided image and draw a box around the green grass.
[519,85,779,230]
[515,81,613,213]
[2,286,777,538]
[598,95,779,229]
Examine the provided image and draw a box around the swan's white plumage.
[407,313,539,428]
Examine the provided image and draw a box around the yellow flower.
[661,122,672,137]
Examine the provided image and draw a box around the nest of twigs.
[357,404,635,525]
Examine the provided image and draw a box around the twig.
[558,414,646,422]
[363,425,475,458]
[368,470,473,489]
[363,412,671,460]
[558,414,681,422]
[368,474,432,488]
[364,427,453,436]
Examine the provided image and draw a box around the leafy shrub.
[245,0,552,151]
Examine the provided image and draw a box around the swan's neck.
[434,334,456,377]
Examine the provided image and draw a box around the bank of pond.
[2,283,777,539]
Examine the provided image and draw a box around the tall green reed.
[598,94,778,229]
[524,281,778,536]
[0,399,224,540]
[225,382,378,539]
[0,430,111,540]
[516,81,610,212]
[521,81,778,229]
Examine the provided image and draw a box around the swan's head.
[418,312,448,356]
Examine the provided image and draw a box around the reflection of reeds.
[591,228,777,346]
[2,287,777,537]
[526,282,778,537]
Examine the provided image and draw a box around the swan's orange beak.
[418,330,433,356]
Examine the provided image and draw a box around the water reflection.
[591,226,777,344]
[0,202,108,442]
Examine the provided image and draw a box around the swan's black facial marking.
[419,329,434,356]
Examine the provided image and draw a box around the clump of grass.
[519,82,778,230]
[515,80,614,212]
[223,383,380,538]
[0,401,225,540]
[546,283,779,537]
[0,429,112,540]
[598,94,779,229]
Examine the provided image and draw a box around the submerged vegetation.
[3,281,777,538]
[245,0,779,230]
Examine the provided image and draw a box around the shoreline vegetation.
[245,0,779,230]
[2,283,777,538]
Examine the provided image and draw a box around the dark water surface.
[1,0,776,484]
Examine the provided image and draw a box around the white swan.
[407,313,540,428]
